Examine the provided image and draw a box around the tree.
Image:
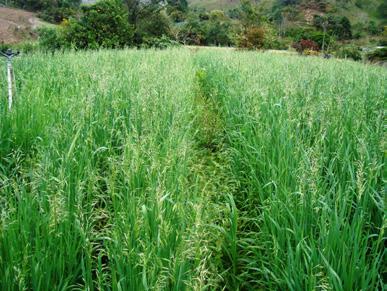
[236,0,268,50]
[379,0,387,20]
[238,26,266,49]
[338,16,352,39]
[314,14,352,40]
[277,0,300,6]
[167,0,188,12]
[137,9,172,39]
[64,0,133,49]
[239,0,261,28]
[367,21,380,36]
[121,0,170,44]
[178,14,207,45]
[205,10,234,46]
[122,0,140,27]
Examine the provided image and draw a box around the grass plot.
[0,48,385,290]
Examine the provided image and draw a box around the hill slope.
[188,0,385,24]
[0,7,46,44]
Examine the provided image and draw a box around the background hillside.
[0,7,48,44]
[76,0,387,25]
[0,0,385,64]
[189,0,386,24]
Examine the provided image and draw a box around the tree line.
[2,0,386,58]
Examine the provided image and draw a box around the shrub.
[367,21,382,36]
[264,37,289,50]
[366,48,387,63]
[0,43,12,52]
[237,26,265,50]
[169,10,186,22]
[379,39,387,46]
[140,35,180,49]
[63,0,134,49]
[292,39,319,54]
[0,41,39,54]
[38,27,66,52]
[14,41,40,54]
[335,45,362,61]
[291,28,335,50]
[285,26,315,39]
[262,24,289,50]
[308,31,335,50]
[304,49,320,56]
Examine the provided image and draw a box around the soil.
[0,6,42,44]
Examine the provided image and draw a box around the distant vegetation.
[1,0,386,62]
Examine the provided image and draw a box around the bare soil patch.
[0,7,42,44]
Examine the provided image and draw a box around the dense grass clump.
[0,48,385,290]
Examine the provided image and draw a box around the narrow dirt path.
[185,55,241,289]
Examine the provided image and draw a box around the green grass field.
[0,48,385,290]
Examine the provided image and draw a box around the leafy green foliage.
[366,47,387,62]
[378,0,387,19]
[277,0,300,6]
[178,14,207,45]
[205,10,234,46]
[63,0,134,49]
[287,27,335,50]
[122,0,171,45]
[237,26,266,49]
[37,0,138,50]
[3,0,385,50]
[313,14,352,40]
[140,35,180,49]
[178,11,235,46]
[38,26,66,51]
[335,44,362,61]
[136,10,172,41]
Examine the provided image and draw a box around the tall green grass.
[0,48,385,290]
[194,51,386,290]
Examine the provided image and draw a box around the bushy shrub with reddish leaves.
[292,39,320,54]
